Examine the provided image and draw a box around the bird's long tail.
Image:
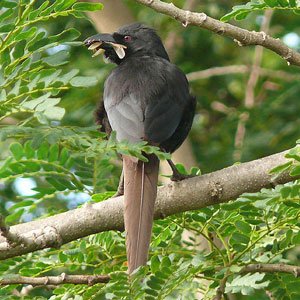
[123,154,159,274]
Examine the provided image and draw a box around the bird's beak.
[84,34,127,59]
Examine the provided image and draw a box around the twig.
[240,263,300,278]
[214,273,230,300]
[187,65,300,82]
[0,273,110,286]
[132,0,300,67]
[0,214,24,245]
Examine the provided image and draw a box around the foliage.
[1,0,300,300]
[221,0,300,22]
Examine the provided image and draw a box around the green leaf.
[235,220,252,234]
[22,161,41,172]
[0,1,17,9]
[59,148,69,165]
[23,93,52,110]
[278,0,289,6]
[269,161,293,174]
[46,177,66,191]
[0,23,14,33]
[292,231,300,244]
[54,0,77,11]
[43,106,65,120]
[72,2,103,11]
[147,278,161,290]
[264,0,278,7]
[5,209,25,223]
[28,1,49,20]
[1,48,11,66]
[57,178,76,190]
[49,28,80,43]
[36,98,60,111]
[290,165,300,176]
[231,232,250,244]
[289,0,297,7]
[0,157,13,173]
[280,186,291,198]
[150,255,160,274]
[20,267,42,276]
[8,200,34,211]
[280,229,293,249]
[42,50,70,66]
[0,8,13,23]
[145,289,159,297]
[37,142,49,160]
[9,143,24,160]
[49,144,59,162]
[161,256,171,268]
[39,2,56,16]
[70,76,98,87]
[13,40,26,59]
[27,37,49,52]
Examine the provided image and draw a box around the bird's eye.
[124,35,131,41]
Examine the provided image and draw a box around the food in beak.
[87,40,127,59]
[92,48,105,58]
[88,41,102,50]
[112,44,126,59]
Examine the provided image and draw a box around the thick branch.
[132,0,300,67]
[240,263,300,278]
[0,149,296,260]
[0,274,110,286]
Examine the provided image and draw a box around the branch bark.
[187,65,300,82]
[0,273,110,286]
[240,263,300,278]
[0,149,297,260]
[131,0,300,67]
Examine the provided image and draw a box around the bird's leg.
[161,147,197,182]
[112,169,124,197]
[167,159,196,181]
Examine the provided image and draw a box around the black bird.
[85,23,196,274]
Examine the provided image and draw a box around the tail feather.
[123,154,159,274]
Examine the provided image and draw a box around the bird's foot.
[170,171,197,182]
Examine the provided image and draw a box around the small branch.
[0,273,110,286]
[187,65,249,81]
[187,65,300,82]
[0,214,24,245]
[240,263,300,278]
[214,273,230,300]
[132,0,300,67]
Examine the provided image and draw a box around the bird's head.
[84,23,169,64]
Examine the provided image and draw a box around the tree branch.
[131,0,300,67]
[0,273,110,286]
[0,149,297,260]
[187,65,300,82]
[240,263,300,278]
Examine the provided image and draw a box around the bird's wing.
[144,60,190,144]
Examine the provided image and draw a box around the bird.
[84,23,196,274]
